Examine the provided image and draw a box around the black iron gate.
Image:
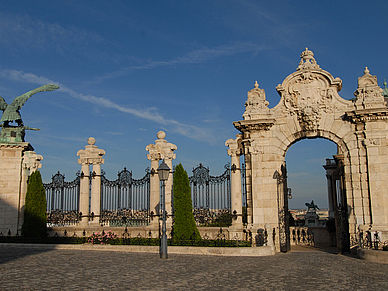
[189,163,231,226]
[100,168,150,227]
[44,172,81,226]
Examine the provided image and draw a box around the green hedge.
[0,236,251,247]
[21,171,47,239]
[172,164,201,241]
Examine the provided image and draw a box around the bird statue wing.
[0,96,8,111]
[10,84,59,109]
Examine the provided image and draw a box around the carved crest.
[274,48,348,131]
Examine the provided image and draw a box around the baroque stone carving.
[363,138,381,146]
[22,151,43,172]
[77,137,105,165]
[353,67,386,110]
[243,81,270,120]
[275,48,345,131]
[297,48,320,70]
[146,131,177,161]
[225,134,243,157]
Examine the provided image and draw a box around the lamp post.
[157,159,170,259]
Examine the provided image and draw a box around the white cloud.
[90,42,267,84]
[0,69,220,143]
[0,12,104,57]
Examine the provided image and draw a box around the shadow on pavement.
[0,244,56,265]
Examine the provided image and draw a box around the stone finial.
[157,131,166,140]
[242,82,270,120]
[146,131,177,161]
[354,68,385,109]
[87,137,96,145]
[297,47,320,70]
[77,137,105,165]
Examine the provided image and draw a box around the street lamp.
[157,159,170,259]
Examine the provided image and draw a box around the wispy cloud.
[90,42,267,84]
[0,12,104,57]
[0,69,220,143]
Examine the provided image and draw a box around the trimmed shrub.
[21,171,47,238]
[173,164,201,241]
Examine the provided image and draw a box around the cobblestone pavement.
[0,245,387,290]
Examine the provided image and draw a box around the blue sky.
[0,1,386,209]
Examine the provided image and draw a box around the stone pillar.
[78,163,90,227]
[244,150,253,225]
[225,134,243,227]
[146,131,177,231]
[326,173,335,219]
[0,142,33,235]
[147,153,160,227]
[77,137,105,226]
[19,151,43,231]
[323,159,337,219]
[90,162,102,224]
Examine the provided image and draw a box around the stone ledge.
[358,249,388,264]
[0,243,275,257]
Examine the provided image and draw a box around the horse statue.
[305,200,319,212]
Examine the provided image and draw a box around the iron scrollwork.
[189,163,231,226]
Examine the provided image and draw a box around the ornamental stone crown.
[297,47,320,70]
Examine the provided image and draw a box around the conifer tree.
[22,171,47,238]
[173,164,201,241]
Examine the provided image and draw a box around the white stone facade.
[230,48,388,247]
[0,142,43,235]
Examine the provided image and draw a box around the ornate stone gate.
[227,48,388,251]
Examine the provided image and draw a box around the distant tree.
[288,210,296,226]
[172,164,201,241]
[22,171,47,238]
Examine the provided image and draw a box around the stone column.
[326,173,335,219]
[19,151,43,231]
[146,131,177,232]
[225,134,243,227]
[0,142,33,235]
[90,161,103,224]
[244,150,253,225]
[78,163,90,227]
[147,153,161,227]
[77,137,105,226]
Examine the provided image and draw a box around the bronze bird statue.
[0,84,59,127]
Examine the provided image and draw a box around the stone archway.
[230,48,388,251]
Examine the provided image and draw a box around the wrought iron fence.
[100,168,150,227]
[188,163,231,226]
[44,172,81,226]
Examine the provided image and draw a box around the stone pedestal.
[146,131,177,229]
[77,137,105,226]
[0,141,33,235]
